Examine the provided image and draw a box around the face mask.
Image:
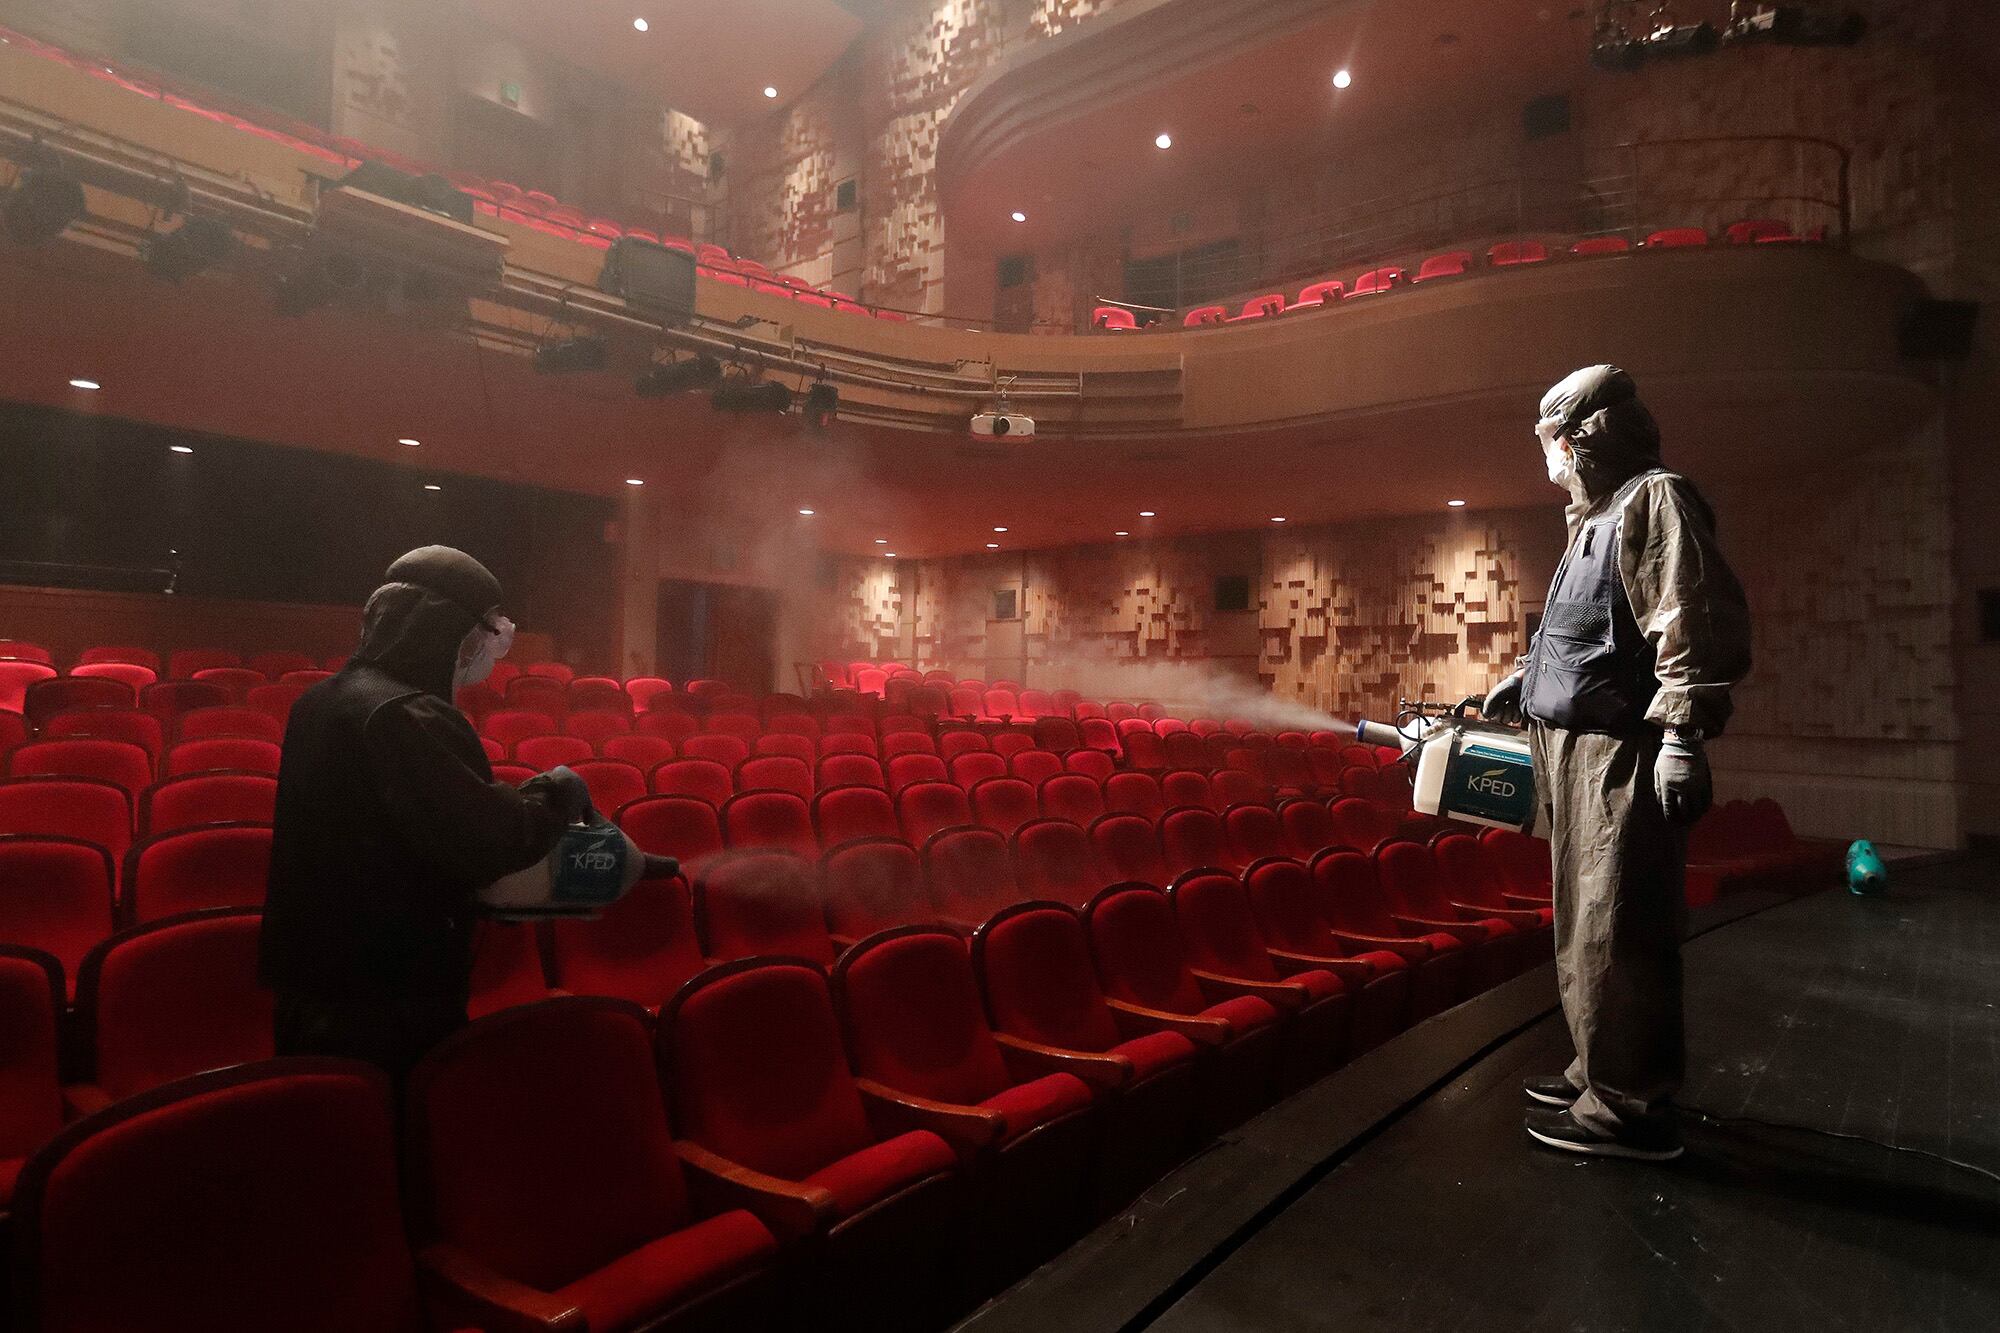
[454,614,515,691]
[1537,418,1575,488]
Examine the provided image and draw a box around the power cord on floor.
[1680,1104,2000,1187]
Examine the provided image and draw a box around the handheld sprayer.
[1356,697,1539,834]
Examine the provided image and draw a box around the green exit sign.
[500,81,521,108]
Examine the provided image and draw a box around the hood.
[352,547,502,700]
[1539,365,1662,499]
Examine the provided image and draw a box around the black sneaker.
[1524,1107,1683,1161]
[1523,1075,1580,1107]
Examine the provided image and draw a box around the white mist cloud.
[1030,656,1352,735]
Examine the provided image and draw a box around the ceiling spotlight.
[885,552,897,559]
[986,543,1000,550]
[1333,68,1353,89]
[1114,531,1130,538]
[763,86,778,99]
[635,354,721,397]
[68,378,100,391]
[632,17,648,31]
[534,335,610,374]
[1447,499,1468,508]
[423,483,442,491]
[144,214,238,283]
[2,163,86,247]
[1154,133,1172,150]
[875,538,888,544]
[169,445,194,454]
[397,437,421,447]
[1271,516,1287,523]
[993,526,1008,533]
[798,508,815,516]
[625,478,645,486]
[1010,211,1027,223]
[1139,510,1157,517]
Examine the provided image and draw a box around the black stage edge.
[957,863,2000,1332]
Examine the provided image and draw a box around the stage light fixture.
[1271,516,1286,523]
[632,17,648,31]
[2,164,86,246]
[986,543,1000,549]
[169,445,194,454]
[398,437,421,447]
[626,478,645,486]
[534,335,610,374]
[1333,68,1353,88]
[1139,510,1157,517]
[764,86,778,99]
[712,377,793,414]
[804,381,839,434]
[1448,499,1468,508]
[144,214,238,283]
[1114,531,1130,538]
[1154,133,1173,150]
[1010,211,1027,223]
[68,378,100,391]
[798,508,816,516]
[884,552,897,558]
[993,526,1008,533]
[875,538,888,544]
[423,483,442,491]
[635,354,721,396]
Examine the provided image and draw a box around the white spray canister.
[1355,711,1537,834]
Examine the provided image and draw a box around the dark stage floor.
[1150,862,2000,1332]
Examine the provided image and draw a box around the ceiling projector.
[970,411,1035,438]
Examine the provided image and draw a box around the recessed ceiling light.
[1138,510,1157,518]
[763,86,778,99]
[625,478,645,486]
[1114,531,1130,537]
[169,444,193,454]
[1333,68,1353,89]
[1154,133,1173,150]
[798,507,815,516]
[397,437,420,447]
[875,538,888,544]
[986,543,1000,549]
[68,378,100,390]
[423,483,442,491]
[1447,499,1468,508]
[993,526,1008,533]
[1010,211,1027,223]
[885,552,897,558]
[632,17,648,31]
[1271,516,1287,523]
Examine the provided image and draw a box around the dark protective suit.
[1520,368,1752,1136]
[258,549,573,1079]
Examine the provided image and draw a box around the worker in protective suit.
[1483,366,1751,1160]
[258,546,590,1080]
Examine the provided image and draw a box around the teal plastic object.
[1846,839,1887,896]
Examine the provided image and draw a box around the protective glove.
[1481,671,1526,726]
[530,764,596,825]
[1655,735,1712,827]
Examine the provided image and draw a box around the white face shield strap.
[454,614,516,690]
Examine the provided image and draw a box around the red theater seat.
[506,677,570,719]
[1064,748,1115,783]
[139,679,228,723]
[167,648,242,678]
[40,708,164,767]
[971,777,1040,837]
[0,642,55,665]
[8,739,152,805]
[637,709,701,744]
[1413,250,1474,282]
[1223,802,1287,866]
[1032,716,1082,753]
[626,677,675,711]
[879,733,937,762]
[0,836,116,996]
[1104,772,1166,821]
[408,999,780,1333]
[719,791,816,858]
[565,709,633,746]
[819,732,879,759]
[165,736,282,776]
[1435,833,1555,927]
[602,733,675,772]
[1349,266,1405,295]
[619,795,724,868]
[10,1059,429,1333]
[245,651,317,679]
[1008,749,1064,788]
[1329,796,1397,853]
[1644,227,1709,248]
[123,823,272,922]
[1011,818,1105,907]
[898,781,973,846]
[1183,305,1226,327]
[466,920,551,1019]
[245,681,311,722]
[1088,813,1169,887]
[1040,773,1106,827]
[515,735,593,770]
[67,908,271,1114]
[571,760,648,817]
[0,945,63,1207]
[1306,849,1470,1014]
[1159,770,1213,813]
[1488,240,1549,266]
[833,928,1095,1286]
[1077,717,1121,755]
[814,784,899,844]
[550,874,707,1010]
[822,837,933,945]
[568,679,631,715]
[1571,235,1632,256]
[141,770,278,836]
[1160,805,1231,877]
[736,755,812,801]
[1277,797,1338,859]
[920,824,1021,929]
[1375,840,1533,985]
[681,734,751,770]
[818,753,886,791]
[0,777,132,864]
[24,677,134,728]
[1173,867,1407,1061]
[973,902,1200,1213]
[661,960,964,1328]
[696,849,830,963]
[0,662,58,715]
[176,705,283,743]
[68,661,157,691]
[652,759,733,806]
[1294,279,1345,307]
[1092,306,1139,331]
[1226,294,1286,322]
[191,666,267,701]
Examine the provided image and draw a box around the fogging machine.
[1356,698,1538,834]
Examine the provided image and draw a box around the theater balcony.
[0,17,1942,541]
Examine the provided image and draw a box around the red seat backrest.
[680,734,751,770]
[1040,773,1106,826]
[124,823,273,922]
[1103,772,1165,821]
[1159,770,1213,812]
[1170,869,1280,981]
[833,928,1012,1105]
[600,734,675,772]
[176,706,283,743]
[1279,799,1338,860]
[77,909,272,1101]
[8,739,152,801]
[0,946,63,1167]
[0,778,133,863]
[735,755,812,801]
[897,782,972,846]
[515,735,593,770]
[651,759,733,805]
[813,784,899,844]
[0,663,59,715]
[822,837,929,941]
[1085,885,1208,1014]
[1311,849,1403,936]
[549,875,707,1009]
[24,677,134,728]
[1088,813,1168,886]
[0,836,117,994]
[164,737,282,778]
[1224,803,1286,865]
[1012,818,1104,907]
[974,903,1125,1054]
[636,710,700,744]
[1247,856,1347,954]
[563,710,632,746]
[141,772,276,837]
[920,825,1019,925]
[719,791,816,858]
[619,794,725,868]
[571,760,648,818]
[1160,805,1229,875]
[817,754,885,791]
[1375,841,1455,919]
[970,777,1039,837]
[661,960,874,1179]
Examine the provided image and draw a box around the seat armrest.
[1266,949,1372,986]
[62,1083,113,1119]
[855,1078,1004,1166]
[1330,930,1432,963]
[1189,968,1305,1010]
[828,932,860,953]
[1103,998,1229,1047]
[673,1140,834,1242]
[1452,901,1546,928]
[1502,892,1552,908]
[1393,914,1489,944]
[992,1032,1130,1091]
[418,1242,586,1332]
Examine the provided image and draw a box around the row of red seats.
[1094,218,1830,331]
